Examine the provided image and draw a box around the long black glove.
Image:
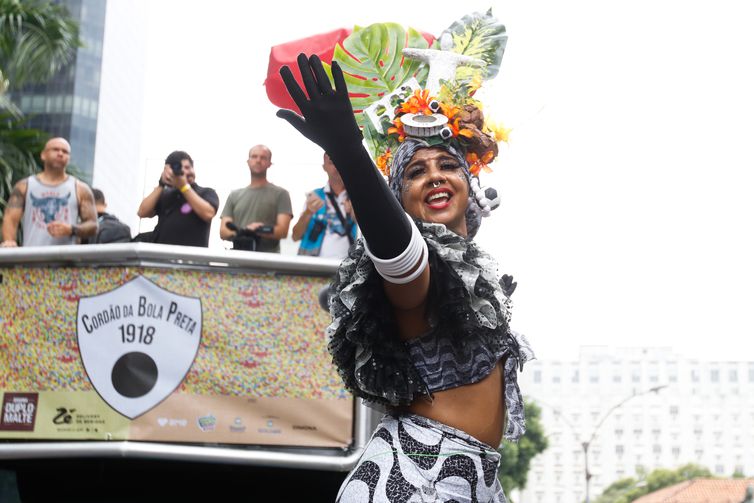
[277,54,411,260]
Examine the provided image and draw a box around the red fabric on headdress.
[264,28,352,114]
[265,29,436,114]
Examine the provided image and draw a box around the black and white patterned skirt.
[337,413,507,503]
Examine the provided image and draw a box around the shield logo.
[77,275,202,419]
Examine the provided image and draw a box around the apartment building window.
[552,374,561,384]
[653,444,662,454]
[615,445,624,457]
[729,369,738,382]
[691,369,700,382]
[533,370,542,383]
[748,364,754,382]
[711,369,720,382]
[649,364,659,383]
[669,406,679,417]
[572,369,580,383]
[589,365,599,383]
[715,464,725,475]
[695,448,704,459]
[615,428,624,438]
[631,367,641,383]
[672,446,681,458]
[667,362,678,382]
[613,373,622,383]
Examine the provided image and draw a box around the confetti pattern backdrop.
[0,266,349,400]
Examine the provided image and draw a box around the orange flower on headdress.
[387,117,406,142]
[466,150,495,177]
[399,89,434,115]
[448,116,475,139]
[439,103,461,121]
[376,149,392,176]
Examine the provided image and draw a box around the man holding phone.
[137,150,219,247]
[220,145,292,253]
[291,153,357,258]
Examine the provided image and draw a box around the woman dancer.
[277,35,533,503]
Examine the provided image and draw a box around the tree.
[0,0,80,90]
[498,400,549,495]
[0,0,81,220]
[593,463,714,503]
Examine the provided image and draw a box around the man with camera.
[137,150,219,247]
[291,153,357,258]
[220,145,292,253]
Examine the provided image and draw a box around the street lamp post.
[537,384,668,503]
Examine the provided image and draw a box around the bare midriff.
[404,361,506,448]
[390,292,507,448]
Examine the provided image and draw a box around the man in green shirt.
[220,145,292,253]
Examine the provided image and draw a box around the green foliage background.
[499,400,549,495]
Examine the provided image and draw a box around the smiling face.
[400,147,469,236]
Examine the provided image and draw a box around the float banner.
[0,266,352,448]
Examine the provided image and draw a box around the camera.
[225,222,273,251]
[170,160,183,176]
[308,219,326,241]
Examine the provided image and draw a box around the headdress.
[326,10,508,229]
[265,9,510,233]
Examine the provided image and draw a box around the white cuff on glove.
[364,213,428,285]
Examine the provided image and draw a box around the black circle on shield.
[111,352,159,398]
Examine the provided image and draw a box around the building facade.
[11,0,107,183]
[511,347,754,503]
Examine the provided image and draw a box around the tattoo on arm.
[77,183,98,237]
[7,187,25,210]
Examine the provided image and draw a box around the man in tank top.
[1,137,97,247]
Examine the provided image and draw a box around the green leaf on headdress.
[327,23,431,127]
[442,8,507,82]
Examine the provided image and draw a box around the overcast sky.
[136,0,754,362]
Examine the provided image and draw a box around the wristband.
[179,184,190,194]
[364,213,428,284]
[71,224,80,237]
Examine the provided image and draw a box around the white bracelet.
[364,213,428,284]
